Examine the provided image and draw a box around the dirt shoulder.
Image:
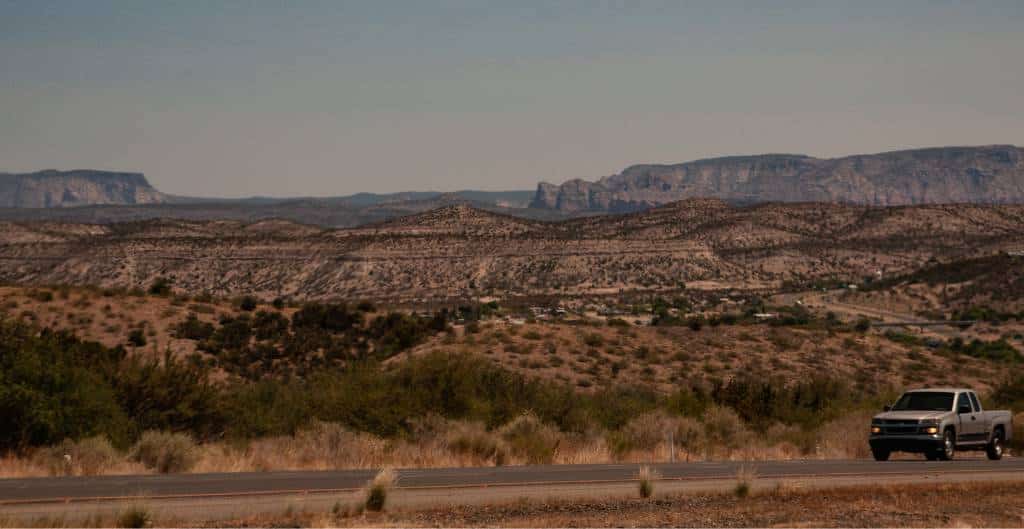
[214,480,1024,528]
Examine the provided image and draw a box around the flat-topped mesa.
[531,145,1024,213]
[0,169,165,208]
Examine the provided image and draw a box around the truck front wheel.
[871,448,890,461]
[937,429,955,461]
[986,429,1004,460]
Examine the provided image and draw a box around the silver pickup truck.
[869,388,1013,461]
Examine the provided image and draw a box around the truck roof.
[905,388,974,393]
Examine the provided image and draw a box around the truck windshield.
[891,392,954,411]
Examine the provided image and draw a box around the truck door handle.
[970,416,976,421]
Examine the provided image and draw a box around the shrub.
[117,506,152,528]
[35,436,122,476]
[445,422,507,466]
[130,431,198,473]
[734,466,756,498]
[0,322,131,450]
[702,405,748,453]
[29,289,54,303]
[673,416,706,460]
[174,313,215,341]
[619,410,675,454]
[148,277,172,297]
[499,412,562,464]
[238,296,259,312]
[364,467,397,512]
[127,329,147,347]
[638,465,658,498]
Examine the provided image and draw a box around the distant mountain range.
[4,145,1023,221]
[532,145,1024,213]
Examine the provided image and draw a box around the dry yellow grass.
[0,412,893,480]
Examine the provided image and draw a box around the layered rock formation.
[0,170,165,208]
[531,145,1024,212]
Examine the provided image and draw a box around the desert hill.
[1,201,1022,302]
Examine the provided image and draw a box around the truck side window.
[968,392,981,412]
[956,393,971,413]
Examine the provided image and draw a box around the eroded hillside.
[1,201,1022,302]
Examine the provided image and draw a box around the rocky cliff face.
[0,170,165,208]
[531,145,1024,212]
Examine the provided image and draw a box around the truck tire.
[871,448,890,461]
[937,428,955,461]
[986,429,1004,460]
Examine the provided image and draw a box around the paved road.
[2,458,1021,505]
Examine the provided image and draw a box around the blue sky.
[2,1,1022,197]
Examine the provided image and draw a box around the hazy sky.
[2,1,1022,197]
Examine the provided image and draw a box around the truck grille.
[881,426,921,435]
[875,419,930,435]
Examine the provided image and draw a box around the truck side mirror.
[958,405,972,414]
[883,405,891,412]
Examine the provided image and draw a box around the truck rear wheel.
[871,448,890,461]
[986,430,1004,460]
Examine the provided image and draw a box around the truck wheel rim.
[994,438,1002,455]
[944,434,953,456]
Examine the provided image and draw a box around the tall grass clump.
[734,465,757,498]
[130,431,198,473]
[116,506,152,528]
[35,436,121,476]
[364,467,397,512]
[499,412,562,465]
[702,405,749,458]
[445,421,507,466]
[638,465,659,499]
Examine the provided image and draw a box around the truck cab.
[869,388,1013,461]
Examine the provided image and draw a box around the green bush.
[0,322,131,449]
[130,431,198,473]
[499,412,561,464]
[174,314,215,340]
[148,277,172,297]
[127,329,147,347]
[238,296,258,312]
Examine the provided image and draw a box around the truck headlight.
[871,426,881,434]
[925,426,939,435]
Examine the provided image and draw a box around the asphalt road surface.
[3,458,1022,505]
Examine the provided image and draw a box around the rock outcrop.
[531,145,1024,212]
[0,170,165,208]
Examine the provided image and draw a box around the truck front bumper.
[870,434,944,453]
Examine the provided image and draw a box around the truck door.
[968,392,989,441]
[955,392,982,443]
